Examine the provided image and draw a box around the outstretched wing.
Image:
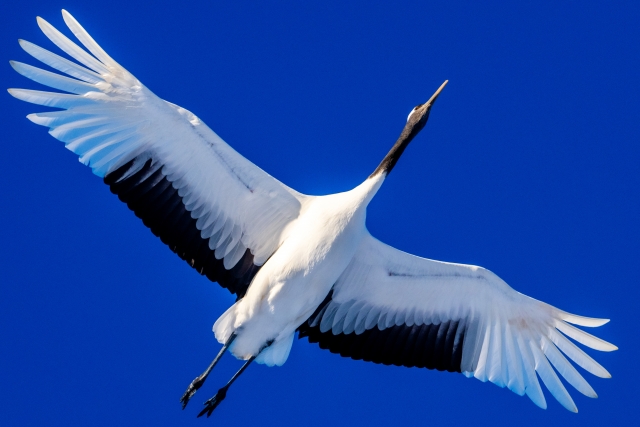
[298,232,616,412]
[9,10,309,298]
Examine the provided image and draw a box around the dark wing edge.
[105,157,261,298]
[298,291,465,372]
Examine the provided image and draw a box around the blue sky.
[1,1,638,426]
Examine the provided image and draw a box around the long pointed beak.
[425,80,448,106]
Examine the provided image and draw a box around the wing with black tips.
[9,11,310,297]
[299,232,616,411]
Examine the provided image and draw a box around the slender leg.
[180,334,236,409]
[197,355,256,418]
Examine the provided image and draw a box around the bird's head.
[405,80,448,137]
[370,80,448,178]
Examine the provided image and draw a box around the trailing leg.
[180,333,236,409]
[197,355,256,418]
[197,340,273,418]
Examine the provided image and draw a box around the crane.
[8,10,616,418]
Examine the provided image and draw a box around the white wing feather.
[326,232,615,411]
[9,10,310,269]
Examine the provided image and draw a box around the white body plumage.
[216,175,384,365]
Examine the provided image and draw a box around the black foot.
[180,376,206,409]
[197,387,228,418]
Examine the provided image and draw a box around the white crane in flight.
[9,10,615,418]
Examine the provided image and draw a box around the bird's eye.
[407,104,423,122]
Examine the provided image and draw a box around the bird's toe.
[181,377,205,409]
[196,387,228,418]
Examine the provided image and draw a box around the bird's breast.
[214,184,380,357]
[241,195,368,324]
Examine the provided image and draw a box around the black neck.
[369,107,432,178]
